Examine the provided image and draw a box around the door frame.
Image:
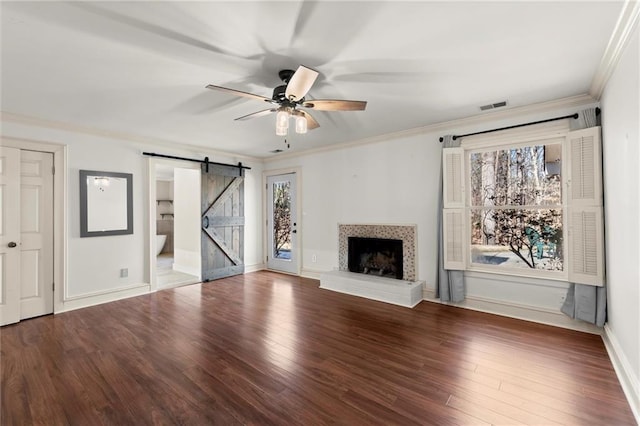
[263,167,302,275]
[146,156,202,292]
[0,137,67,315]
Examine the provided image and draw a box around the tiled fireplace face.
[338,224,417,281]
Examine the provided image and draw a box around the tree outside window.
[469,144,563,271]
[272,181,292,259]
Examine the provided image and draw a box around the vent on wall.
[480,101,508,111]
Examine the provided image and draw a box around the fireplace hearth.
[348,237,403,280]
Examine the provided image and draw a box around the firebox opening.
[348,237,403,280]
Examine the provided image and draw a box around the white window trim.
[443,122,604,286]
[464,139,568,281]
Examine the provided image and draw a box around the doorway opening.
[152,161,201,289]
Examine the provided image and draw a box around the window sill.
[465,268,570,289]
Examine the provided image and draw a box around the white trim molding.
[422,287,602,335]
[0,136,68,316]
[245,263,266,273]
[263,94,597,163]
[301,268,324,280]
[262,167,303,275]
[602,324,640,423]
[0,111,260,163]
[590,0,640,99]
[59,283,151,313]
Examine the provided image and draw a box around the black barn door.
[201,163,244,281]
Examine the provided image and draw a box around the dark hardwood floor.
[1,271,635,425]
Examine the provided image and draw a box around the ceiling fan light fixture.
[276,107,290,127]
[275,123,288,136]
[295,113,307,134]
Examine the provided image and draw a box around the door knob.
[8,242,17,248]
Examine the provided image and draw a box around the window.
[469,141,564,275]
[442,126,604,286]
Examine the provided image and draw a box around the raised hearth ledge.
[320,270,424,308]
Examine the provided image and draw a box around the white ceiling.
[1,1,623,158]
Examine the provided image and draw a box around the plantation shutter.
[443,147,465,208]
[443,208,465,270]
[567,127,602,207]
[568,207,604,286]
[442,148,465,270]
[566,127,604,286]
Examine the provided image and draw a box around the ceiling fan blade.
[234,109,277,121]
[299,110,319,130]
[205,84,272,103]
[285,65,319,101]
[301,99,367,111]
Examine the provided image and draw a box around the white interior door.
[19,150,54,319]
[0,146,21,326]
[266,173,298,274]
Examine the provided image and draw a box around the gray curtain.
[561,107,607,327]
[436,135,465,302]
[561,284,607,326]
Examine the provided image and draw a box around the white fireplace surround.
[320,224,423,308]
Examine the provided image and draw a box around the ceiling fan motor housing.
[272,84,302,105]
[278,69,295,84]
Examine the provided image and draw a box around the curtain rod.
[142,152,251,172]
[439,107,600,142]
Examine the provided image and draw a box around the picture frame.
[79,170,133,237]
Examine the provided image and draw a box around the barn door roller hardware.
[142,152,251,173]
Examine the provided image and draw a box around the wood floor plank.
[1,271,635,425]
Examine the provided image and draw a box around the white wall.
[0,119,264,310]
[243,166,264,271]
[0,123,150,300]
[156,180,173,220]
[265,101,600,331]
[173,168,201,276]
[600,24,639,414]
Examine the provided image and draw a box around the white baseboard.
[301,268,324,280]
[172,262,200,277]
[422,288,602,335]
[58,283,151,313]
[245,263,265,273]
[603,324,640,423]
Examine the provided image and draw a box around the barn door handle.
[7,242,17,248]
[202,217,209,229]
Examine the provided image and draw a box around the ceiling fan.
[205,65,367,135]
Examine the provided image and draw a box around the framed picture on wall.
[79,170,133,237]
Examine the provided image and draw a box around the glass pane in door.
[272,180,291,260]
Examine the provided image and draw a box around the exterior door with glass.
[266,173,298,274]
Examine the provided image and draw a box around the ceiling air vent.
[480,101,508,111]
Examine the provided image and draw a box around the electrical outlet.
[120,268,128,278]
[311,254,317,263]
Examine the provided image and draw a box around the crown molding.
[263,94,597,163]
[2,93,596,166]
[0,111,261,163]
[590,0,640,100]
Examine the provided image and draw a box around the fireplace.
[348,237,403,280]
